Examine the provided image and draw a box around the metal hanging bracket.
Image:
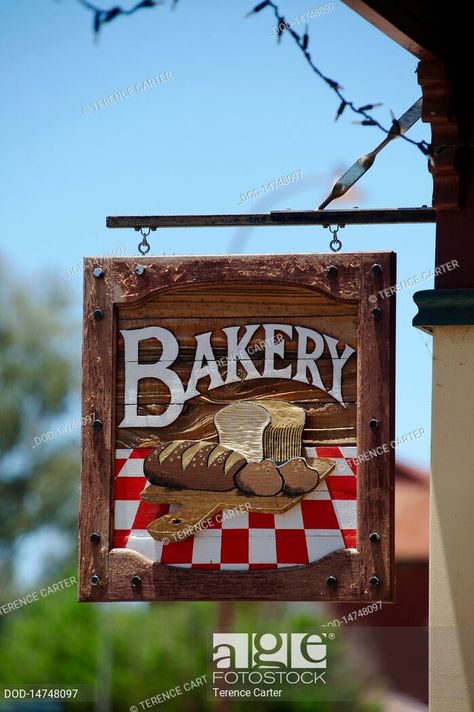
[323,224,345,252]
[134,227,156,255]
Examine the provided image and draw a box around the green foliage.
[0,260,79,591]
[0,576,381,712]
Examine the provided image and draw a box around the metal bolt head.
[369,532,380,543]
[369,419,379,430]
[134,265,145,276]
[90,574,100,586]
[90,532,101,544]
[326,575,337,587]
[327,265,338,277]
[92,419,103,432]
[372,263,382,274]
[369,575,380,588]
[93,267,104,279]
[372,306,382,317]
[93,308,104,321]
[131,575,142,587]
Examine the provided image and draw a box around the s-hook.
[135,227,156,255]
[324,224,345,252]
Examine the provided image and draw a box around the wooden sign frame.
[79,252,395,602]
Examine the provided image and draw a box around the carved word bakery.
[120,324,356,427]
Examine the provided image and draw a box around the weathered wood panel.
[112,254,363,303]
[79,259,116,601]
[116,316,358,356]
[356,252,396,602]
[104,548,366,602]
[118,283,358,318]
[115,358,357,403]
[116,401,357,448]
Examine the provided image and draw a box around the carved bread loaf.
[258,401,305,463]
[143,440,246,491]
[213,402,270,462]
[214,400,305,463]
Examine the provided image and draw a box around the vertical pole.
[429,326,474,710]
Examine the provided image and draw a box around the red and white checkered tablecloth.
[113,446,357,570]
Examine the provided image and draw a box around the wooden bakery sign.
[79,253,395,602]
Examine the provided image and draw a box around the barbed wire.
[246,0,430,156]
[75,0,164,36]
[74,0,472,163]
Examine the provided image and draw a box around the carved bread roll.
[234,460,283,497]
[214,400,305,464]
[143,440,246,491]
[279,458,320,496]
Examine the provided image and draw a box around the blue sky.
[0,0,434,470]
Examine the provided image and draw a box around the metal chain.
[137,228,151,255]
[328,225,343,252]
